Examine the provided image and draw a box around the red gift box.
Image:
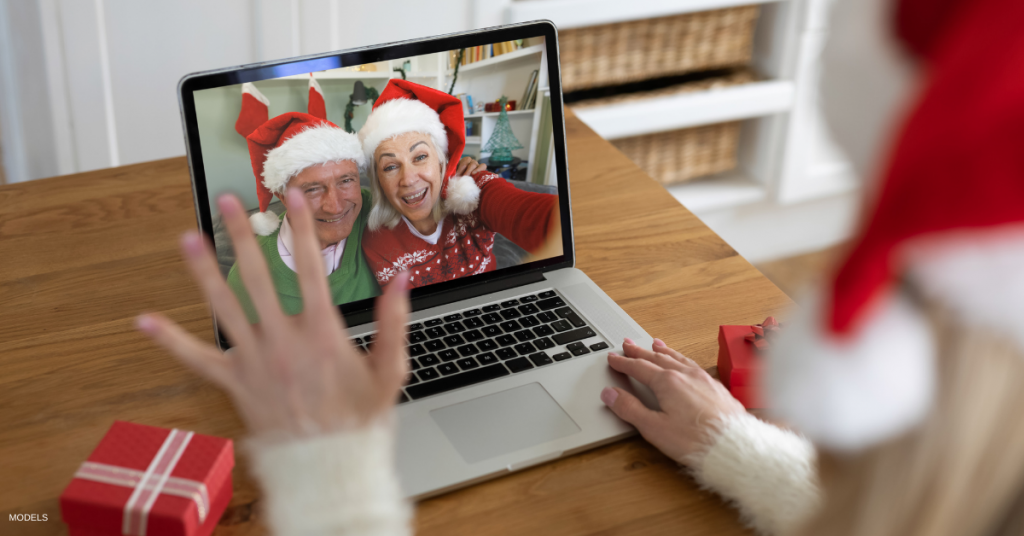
[60,421,234,536]
[717,317,780,409]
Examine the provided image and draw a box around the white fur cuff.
[444,175,480,215]
[246,424,412,536]
[688,413,821,536]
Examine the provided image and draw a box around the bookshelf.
[481,0,860,263]
[445,44,544,75]
[571,80,795,139]
[449,39,550,184]
[270,43,551,184]
[506,0,787,29]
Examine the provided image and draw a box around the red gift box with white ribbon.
[60,421,234,536]
[717,317,781,409]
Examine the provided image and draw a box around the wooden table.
[0,113,791,535]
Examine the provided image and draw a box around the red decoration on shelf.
[60,421,234,536]
[505,100,516,111]
[717,316,781,409]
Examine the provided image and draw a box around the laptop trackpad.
[430,383,581,464]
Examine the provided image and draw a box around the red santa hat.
[234,83,269,138]
[765,0,1024,451]
[308,75,327,120]
[357,79,479,215]
[245,112,366,235]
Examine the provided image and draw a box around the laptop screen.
[187,31,566,324]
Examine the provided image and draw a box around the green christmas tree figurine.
[483,96,523,164]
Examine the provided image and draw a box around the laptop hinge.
[343,270,547,327]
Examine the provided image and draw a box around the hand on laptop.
[601,339,745,464]
[136,189,411,439]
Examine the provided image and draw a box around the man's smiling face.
[286,160,362,249]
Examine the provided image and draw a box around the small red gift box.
[60,421,234,536]
[717,317,780,409]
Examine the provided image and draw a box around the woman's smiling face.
[375,132,443,229]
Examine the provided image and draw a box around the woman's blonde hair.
[796,287,1024,536]
[366,137,449,232]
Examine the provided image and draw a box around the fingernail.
[181,232,204,256]
[623,337,635,346]
[393,270,411,294]
[600,387,618,406]
[607,351,620,357]
[285,188,303,207]
[217,195,238,215]
[135,314,157,334]
[653,338,666,347]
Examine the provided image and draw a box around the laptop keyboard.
[349,290,610,403]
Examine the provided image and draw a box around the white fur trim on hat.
[907,224,1024,352]
[443,175,479,215]
[358,98,448,164]
[765,290,936,452]
[262,125,366,194]
[250,210,281,236]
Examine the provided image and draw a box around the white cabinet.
[0,0,856,262]
[485,0,859,262]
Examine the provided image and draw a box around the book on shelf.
[452,41,523,69]
[521,69,539,110]
[455,93,474,116]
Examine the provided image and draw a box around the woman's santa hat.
[245,112,366,235]
[357,79,479,215]
[766,0,1024,451]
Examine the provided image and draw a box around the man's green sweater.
[226,189,380,323]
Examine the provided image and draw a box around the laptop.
[178,21,655,499]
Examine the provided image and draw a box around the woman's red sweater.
[362,171,557,289]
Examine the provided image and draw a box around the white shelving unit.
[274,43,550,184]
[505,0,787,29]
[572,80,795,139]
[449,40,549,183]
[445,44,544,75]
[479,0,859,263]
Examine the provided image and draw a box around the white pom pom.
[249,210,281,236]
[443,175,480,215]
[766,290,936,452]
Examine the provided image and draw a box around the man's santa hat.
[357,79,479,215]
[766,0,1024,451]
[245,112,366,235]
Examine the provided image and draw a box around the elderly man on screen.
[226,112,381,323]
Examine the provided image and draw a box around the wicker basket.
[613,122,741,185]
[559,6,760,92]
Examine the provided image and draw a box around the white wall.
[0,0,473,183]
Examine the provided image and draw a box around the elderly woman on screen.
[358,79,559,289]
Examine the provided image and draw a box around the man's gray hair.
[367,149,450,232]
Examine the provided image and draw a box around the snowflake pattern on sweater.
[362,171,556,289]
[368,212,497,288]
